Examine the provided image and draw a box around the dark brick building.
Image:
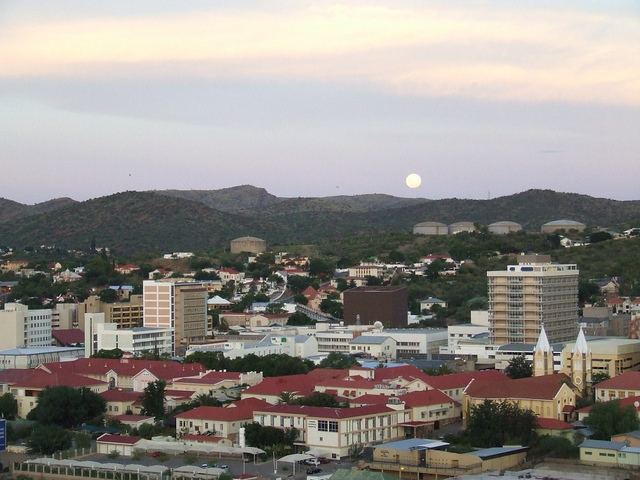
[343,285,408,327]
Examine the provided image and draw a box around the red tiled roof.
[42,358,205,380]
[578,395,640,414]
[101,389,142,402]
[373,365,431,383]
[465,373,571,401]
[302,286,319,300]
[0,369,36,384]
[351,394,392,406]
[400,390,457,408]
[52,328,85,345]
[424,370,506,390]
[254,404,392,419]
[220,267,240,274]
[13,370,107,389]
[97,434,142,445]
[243,369,348,398]
[536,417,573,430]
[165,389,196,399]
[596,372,640,390]
[176,398,269,421]
[173,370,242,385]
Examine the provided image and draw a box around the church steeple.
[571,327,592,392]
[534,323,554,376]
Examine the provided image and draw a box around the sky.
[1,1,639,204]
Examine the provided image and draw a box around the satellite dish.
[634,401,639,408]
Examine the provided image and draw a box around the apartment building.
[488,255,579,344]
[52,303,80,329]
[0,303,52,349]
[315,331,355,353]
[85,322,173,357]
[143,280,208,354]
[367,328,447,358]
[80,294,144,330]
[253,404,403,458]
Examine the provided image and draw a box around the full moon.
[405,173,422,189]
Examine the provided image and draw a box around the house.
[349,336,397,360]
[113,414,155,429]
[176,398,270,441]
[422,370,506,403]
[101,389,143,417]
[535,417,575,440]
[419,297,447,312]
[579,439,640,467]
[595,371,640,401]
[51,328,85,347]
[97,434,143,456]
[170,370,263,396]
[253,404,403,458]
[207,295,233,310]
[576,395,640,422]
[53,269,83,283]
[463,374,578,423]
[241,369,348,404]
[115,264,140,275]
[218,268,245,284]
[612,430,640,447]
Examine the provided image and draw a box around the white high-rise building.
[0,303,52,349]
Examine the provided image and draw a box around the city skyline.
[1,1,639,203]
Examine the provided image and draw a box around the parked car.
[307,467,323,474]
[201,463,209,468]
[218,464,229,470]
[304,458,320,466]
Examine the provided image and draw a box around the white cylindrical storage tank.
[448,221,476,235]
[413,221,448,236]
[488,221,522,235]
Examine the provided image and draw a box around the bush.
[530,435,579,459]
[108,450,120,459]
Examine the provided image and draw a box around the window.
[318,420,328,432]
[329,421,338,432]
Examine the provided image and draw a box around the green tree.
[265,302,285,314]
[320,298,343,318]
[141,380,166,420]
[278,392,297,405]
[0,392,18,419]
[295,392,341,407]
[591,372,610,385]
[589,231,613,243]
[505,355,533,379]
[99,288,119,303]
[27,424,72,455]
[319,352,358,369]
[293,293,309,305]
[27,387,106,428]
[286,312,315,326]
[335,278,349,292]
[138,422,161,439]
[585,400,640,440]
[467,400,537,447]
[309,258,335,279]
[244,422,299,449]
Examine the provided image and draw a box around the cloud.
[0,2,638,106]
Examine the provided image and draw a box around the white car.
[304,458,320,466]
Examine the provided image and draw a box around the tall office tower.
[488,255,579,345]
[343,286,408,327]
[143,280,208,354]
[0,303,53,349]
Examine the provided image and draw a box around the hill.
[0,192,270,254]
[1,188,640,254]
[0,197,77,223]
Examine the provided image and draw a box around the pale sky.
[1,1,639,203]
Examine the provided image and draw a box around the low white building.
[349,336,396,360]
[367,328,448,358]
[348,264,385,278]
[85,321,173,357]
[0,346,84,369]
[445,324,490,354]
[203,334,319,359]
[419,297,447,312]
[315,331,355,353]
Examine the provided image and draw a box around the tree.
[293,293,309,305]
[364,276,382,286]
[278,392,297,405]
[193,393,222,407]
[319,352,358,369]
[585,400,640,440]
[589,231,613,243]
[99,288,118,303]
[92,348,124,359]
[244,422,299,450]
[286,312,315,326]
[505,355,533,379]
[309,258,335,279]
[591,372,610,386]
[27,387,106,428]
[265,302,285,314]
[466,400,537,447]
[141,380,166,420]
[295,392,341,407]
[335,278,349,292]
[320,299,343,318]
[27,424,72,455]
[0,392,18,419]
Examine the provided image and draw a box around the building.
[0,346,84,369]
[86,322,173,357]
[143,280,208,354]
[96,434,143,456]
[595,371,640,402]
[0,303,52,349]
[419,297,447,312]
[561,337,640,380]
[413,222,448,236]
[369,438,528,477]
[488,221,522,235]
[579,439,640,468]
[463,373,577,423]
[541,219,586,233]
[343,286,408,328]
[170,370,263,396]
[348,264,384,279]
[52,303,80,329]
[253,404,403,458]
[52,328,84,347]
[176,398,270,441]
[349,336,397,360]
[81,294,144,330]
[445,324,489,354]
[230,236,267,254]
[241,369,348,404]
[368,328,448,358]
[488,255,579,344]
[612,430,640,448]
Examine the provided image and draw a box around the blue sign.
[0,419,6,452]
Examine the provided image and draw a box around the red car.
[150,451,162,458]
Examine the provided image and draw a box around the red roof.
[351,394,392,406]
[254,404,392,419]
[165,389,196,399]
[373,365,431,383]
[220,267,240,274]
[97,434,142,445]
[596,371,640,390]
[302,286,319,300]
[173,370,242,385]
[466,373,570,401]
[536,417,573,430]
[424,370,506,391]
[52,328,85,345]
[101,389,143,402]
[243,369,347,398]
[13,370,107,389]
[400,390,457,408]
[0,369,36,385]
[42,358,205,381]
[578,395,640,414]
[176,398,269,422]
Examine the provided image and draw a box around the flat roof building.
[343,286,408,328]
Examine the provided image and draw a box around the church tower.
[534,323,554,376]
[571,327,592,392]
